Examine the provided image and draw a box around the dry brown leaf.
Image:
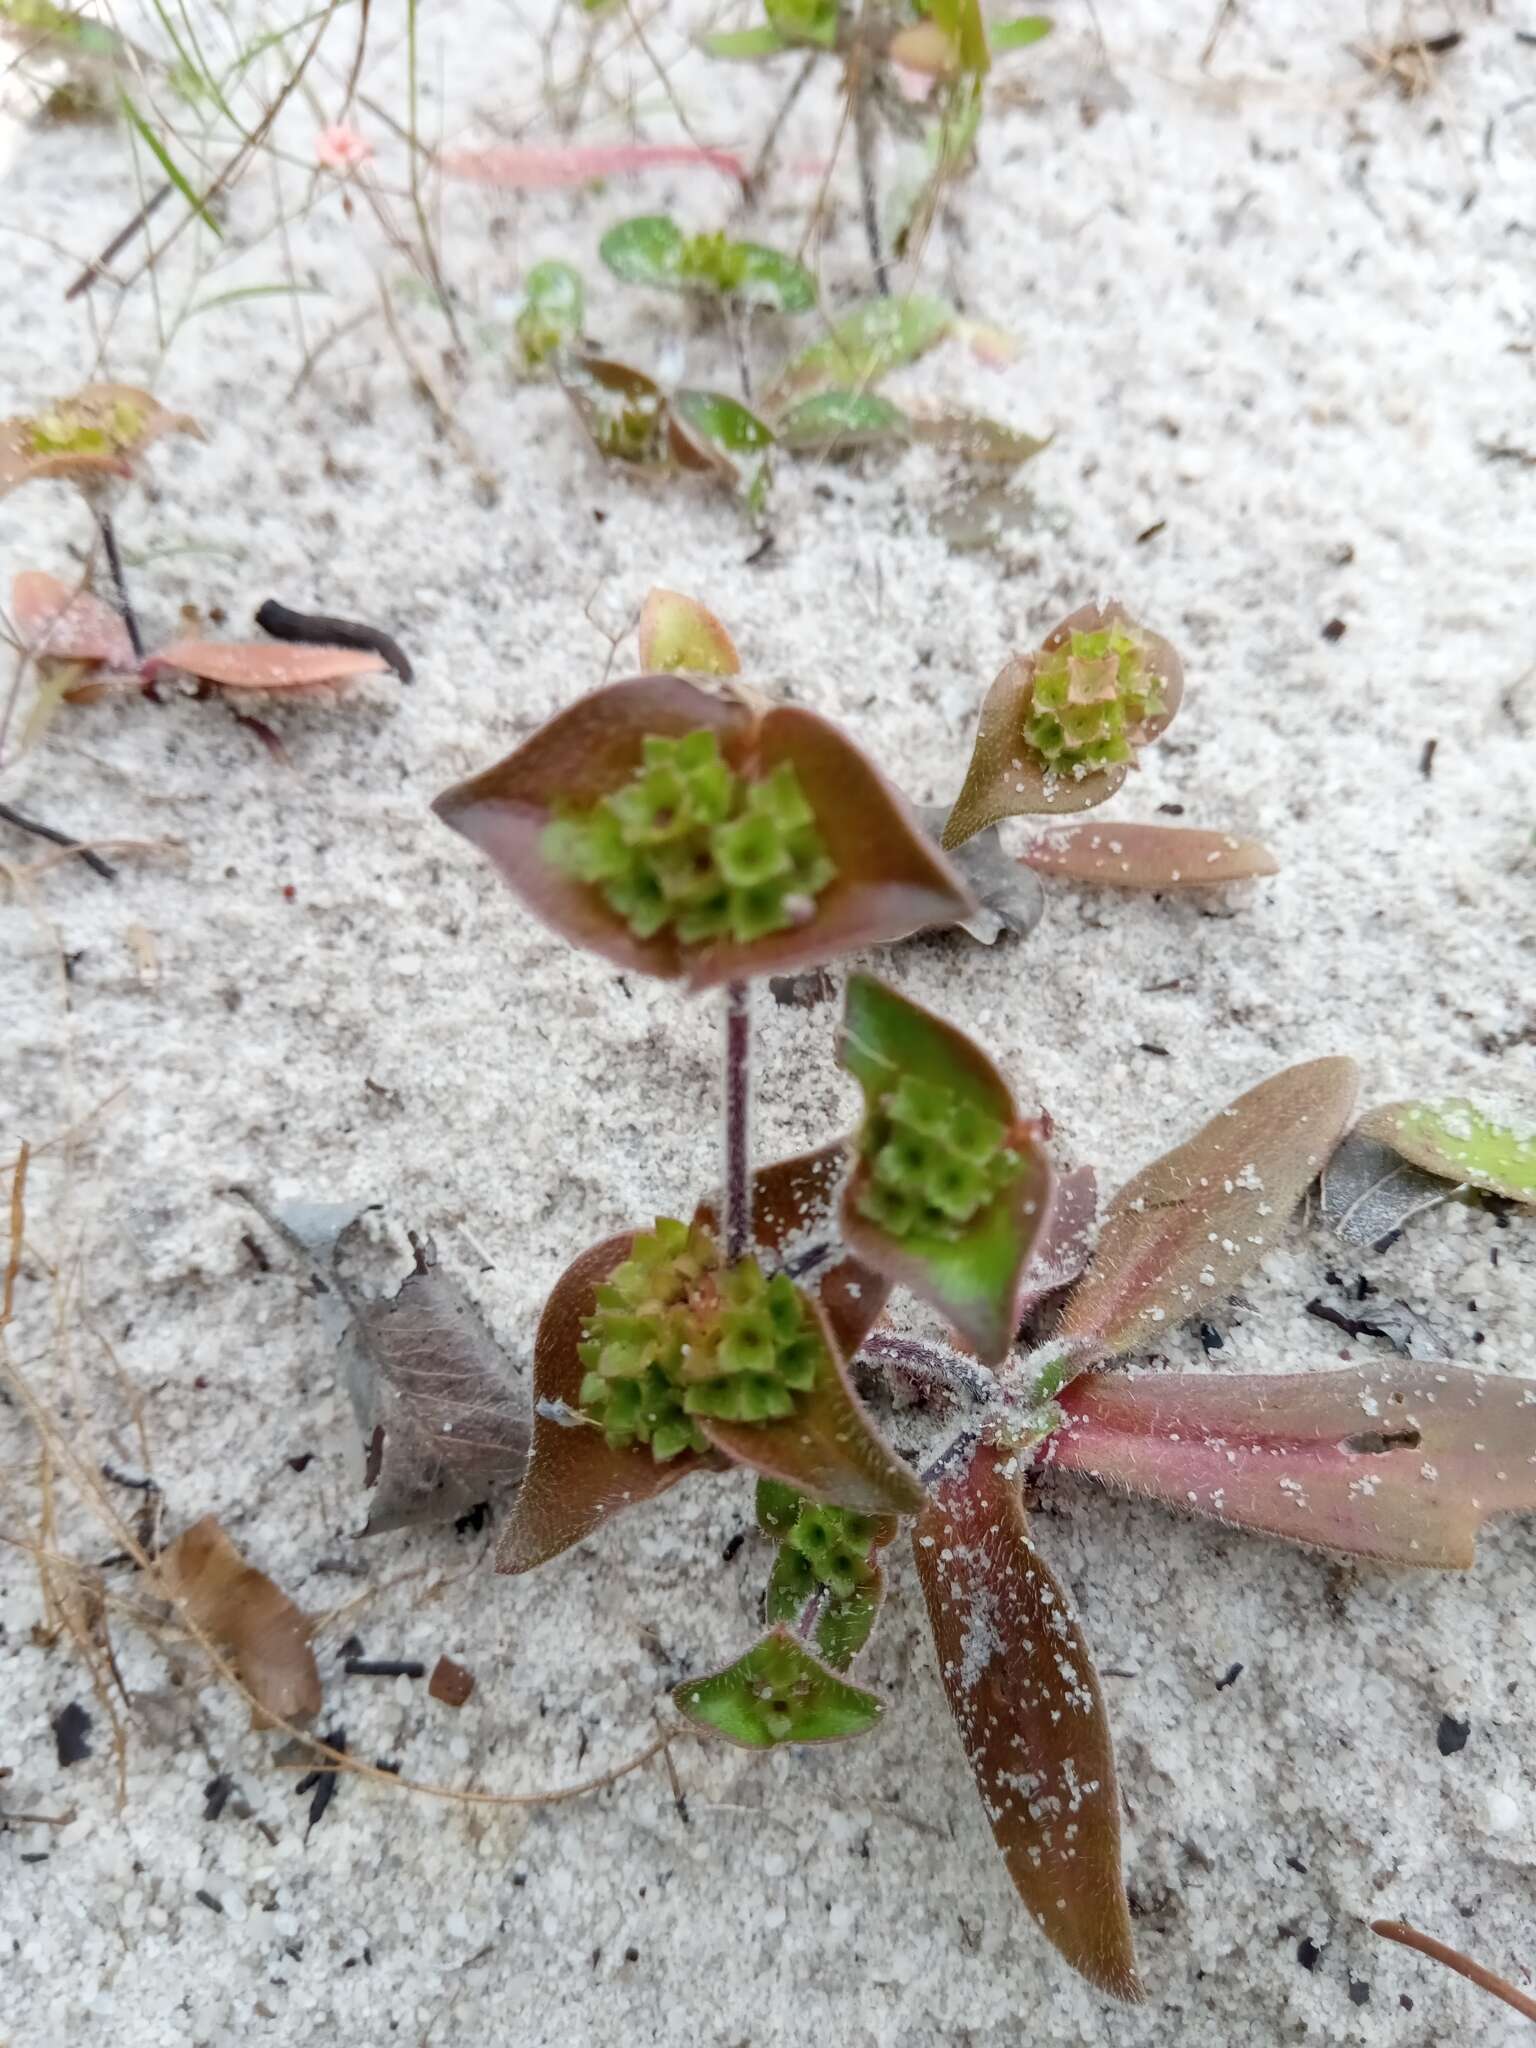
[156,1515,321,1727]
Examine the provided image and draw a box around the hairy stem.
[724,980,752,1263]
[96,511,145,663]
[862,1331,996,1407]
[1370,1921,1536,2022]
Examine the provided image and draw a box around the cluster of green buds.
[759,1480,890,1668]
[30,392,146,458]
[856,1072,1025,1241]
[577,1220,826,1460]
[1024,622,1165,777]
[542,729,836,946]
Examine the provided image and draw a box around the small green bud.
[1023,625,1164,779]
[541,729,836,950]
[857,1068,1024,1243]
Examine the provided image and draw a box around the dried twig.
[0,804,117,882]
[1371,1919,1536,2022]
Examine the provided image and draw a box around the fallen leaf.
[156,1515,321,1726]
[143,641,389,692]
[12,570,136,670]
[915,804,1045,944]
[1022,821,1279,889]
[443,143,746,188]
[345,1239,529,1534]
[1320,1132,1451,1248]
[1055,1057,1360,1359]
[913,1441,1138,1998]
[1051,1361,1536,1569]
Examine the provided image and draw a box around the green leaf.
[1357,1099,1536,1205]
[755,1477,804,1536]
[729,242,816,312]
[990,15,1053,51]
[119,88,223,237]
[637,587,741,676]
[185,282,327,320]
[515,260,584,369]
[601,218,814,312]
[776,390,910,453]
[668,388,775,502]
[600,214,687,290]
[923,0,989,73]
[768,294,953,408]
[700,24,789,58]
[672,1627,883,1747]
[838,973,1054,1365]
[765,0,836,47]
[816,1574,881,1668]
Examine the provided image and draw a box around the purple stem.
[724,979,752,1264]
[861,1331,996,1408]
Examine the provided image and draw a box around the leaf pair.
[558,354,775,509]
[433,672,973,989]
[600,217,815,314]
[497,1147,920,1577]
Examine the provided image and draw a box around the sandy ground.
[2,4,1535,2044]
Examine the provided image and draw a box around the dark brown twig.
[96,512,145,663]
[256,599,412,681]
[1370,1919,1536,2022]
[0,803,117,882]
[724,981,752,1263]
[64,183,172,301]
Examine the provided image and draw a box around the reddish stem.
[1370,1919,1536,2022]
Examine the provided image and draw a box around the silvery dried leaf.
[915,805,1045,943]
[345,1239,529,1534]
[1320,1133,1451,1249]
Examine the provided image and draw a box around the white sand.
[2,4,1534,2043]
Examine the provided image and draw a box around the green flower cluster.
[542,729,836,948]
[29,395,145,458]
[856,1073,1023,1241]
[759,1480,887,1668]
[577,1220,826,1461]
[1025,624,1165,776]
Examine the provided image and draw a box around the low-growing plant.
[420,615,1536,1998]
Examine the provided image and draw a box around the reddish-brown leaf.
[913,1440,1139,1998]
[942,602,1183,848]
[694,1143,890,1362]
[12,570,137,670]
[1055,1057,1360,1359]
[701,1288,926,1517]
[496,1234,720,1575]
[143,641,390,691]
[1050,1363,1536,1569]
[1022,821,1279,889]
[156,1515,321,1727]
[1016,1164,1098,1316]
[433,675,975,988]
